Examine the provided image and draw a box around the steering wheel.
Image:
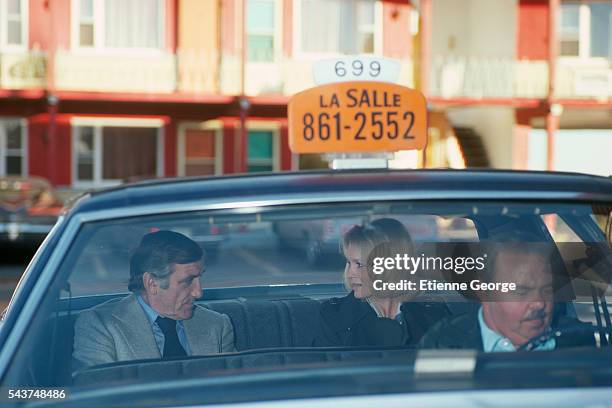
[517,322,598,351]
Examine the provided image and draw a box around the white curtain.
[105,0,162,48]
[301,0,341,53]
[300,0,373,54]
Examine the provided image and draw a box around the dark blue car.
[0,169,611,407]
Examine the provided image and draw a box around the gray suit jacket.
[73,294,235,368]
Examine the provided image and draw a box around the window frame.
[177,121,224,177]
[0,118,27,177]
[292,0,382,60]
[246,121,280,173]
[0,0,28,51]
[246,0,282,63]
[70,0,166,55]
[558,1,611,62]
[71,117,164,189]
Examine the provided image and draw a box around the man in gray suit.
[73,230,235,368]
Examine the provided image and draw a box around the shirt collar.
[478,306,556,352]
[366,298,402,320]
[137,294,186,328]
[478,306,515,351]
[136,294,159,326]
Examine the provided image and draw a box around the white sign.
[574,70,611,98]
[331,158,389,170]
[313,56,401,85]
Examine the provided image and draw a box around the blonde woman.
[313,218,449,347]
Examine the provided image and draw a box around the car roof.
[68,169,612,215]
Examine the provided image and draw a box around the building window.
[1,0,27,49]
[0,119,26,176]
[247,0,276,62]
[560,4,580,56]
[74,0,164,49]
[247,130,274,172]
[297,0,375,55]
[590,3,612,59]
[73,123,162,187]
[559,2,612,59]
[78,0,95,47]
[184,129,217,176]
[75,126,94,181]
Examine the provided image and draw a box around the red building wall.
[222,120,236,174]
[282,0,293,57]
[50,115,72,187]
[220,0,237,53]
[28,0,71,50]
[512,125,530,170]
[517,0,549,60]
[27,114,49,179]
[28,114,71,187]
[382,1,413,58]
[280,122,291,171]
[164,119,177,177]
[165,0,178,52]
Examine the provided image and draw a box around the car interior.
[3,201,611,389]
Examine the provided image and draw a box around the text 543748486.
[3,388,68,401]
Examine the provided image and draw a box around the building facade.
[424,0,612,175]
[0,0,609,192]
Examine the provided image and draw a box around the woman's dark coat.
[313,292,450,347]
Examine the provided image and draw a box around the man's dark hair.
[481,231,552,284]
[128,230,204,293]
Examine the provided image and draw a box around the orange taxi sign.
[288,81,427,154]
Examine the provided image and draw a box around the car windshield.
[2,197,611,405]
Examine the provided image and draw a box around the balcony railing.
[177,49,220,94]
[16,50,610,103]
[2,49,334,96]
[0,51,46,89]
[54,50,176,93]
[429,56,549,100]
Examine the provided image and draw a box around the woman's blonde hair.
[341,218,414,299]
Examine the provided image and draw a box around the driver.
[419,241,595,351]
[73,230,236,368]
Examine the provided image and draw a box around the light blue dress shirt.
[136,295,192,356]
[478,307,555,352]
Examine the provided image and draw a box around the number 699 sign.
[288,81,427,154]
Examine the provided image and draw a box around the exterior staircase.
[452,127,490,168]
